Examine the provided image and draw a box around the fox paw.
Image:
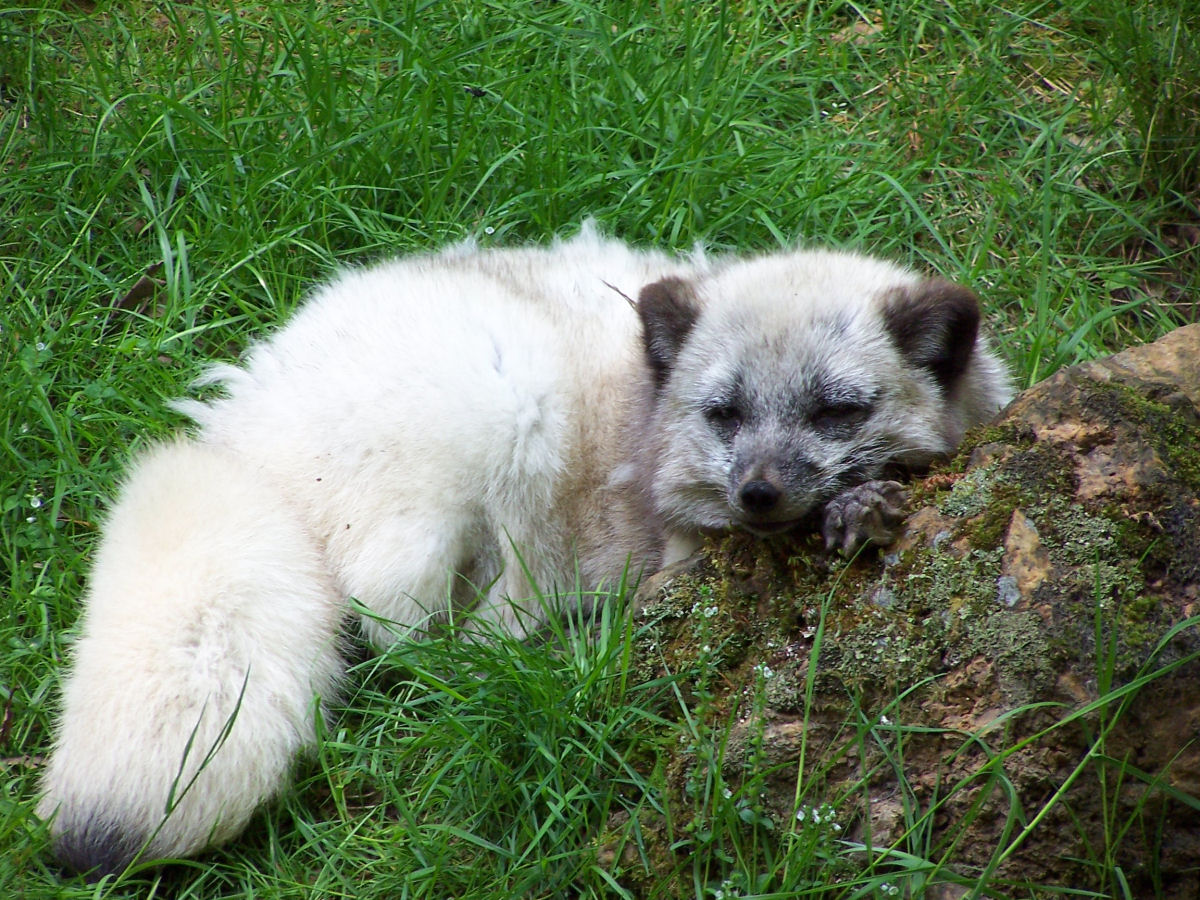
[821,480,908,555]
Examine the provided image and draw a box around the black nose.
[739,479,781,514]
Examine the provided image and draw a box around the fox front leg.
[821,480,908,556]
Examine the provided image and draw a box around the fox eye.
[810,400,871,431]
[704,401,743,435]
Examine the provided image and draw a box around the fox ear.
[882,279,981,391]
[638,277,700,389]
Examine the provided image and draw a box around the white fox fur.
[39,225,1012,875]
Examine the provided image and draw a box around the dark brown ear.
[638,277,700,389]
[882,279,981,391]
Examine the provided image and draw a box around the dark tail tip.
[52,814,146,881]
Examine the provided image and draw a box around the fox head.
[637,249,1011,536]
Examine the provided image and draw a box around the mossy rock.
[627,324,1200,897]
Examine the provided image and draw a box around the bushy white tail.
[38,440,344,876]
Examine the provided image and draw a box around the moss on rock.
[624,325,1200,898]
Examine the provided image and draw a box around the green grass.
[2,0,1198,896]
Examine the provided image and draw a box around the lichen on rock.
[626,324,1200,897]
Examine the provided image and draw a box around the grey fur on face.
[637,250,1008,550]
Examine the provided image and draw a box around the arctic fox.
[38,225,1012,875]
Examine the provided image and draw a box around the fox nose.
[739,479,781,514]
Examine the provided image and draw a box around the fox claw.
[821,480,908,555]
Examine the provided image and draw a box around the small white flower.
[35,341,47,351]
[484,226,495,235]
[704,605,718,618]
[796,803,838,828]
[722,787,732,799]
[29,495,43,509]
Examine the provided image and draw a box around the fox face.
[637,250,995,538]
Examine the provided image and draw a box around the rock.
[630,325,1200,897]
